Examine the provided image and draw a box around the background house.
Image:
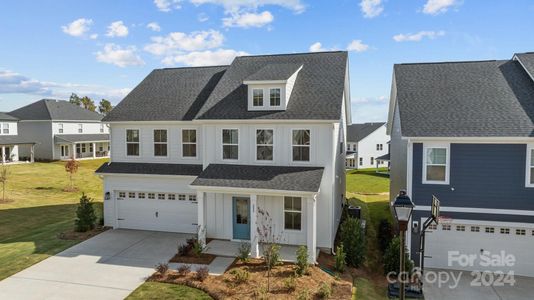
[9,99,110,160]
[0,112,35,163]
[346,122,389,169]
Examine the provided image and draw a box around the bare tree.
[64,159,80,191]
[0,164,9,202]
[256,207,284,292]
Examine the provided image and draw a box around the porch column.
[92,142,96,158]
[197,190,206,246]
[1,146,5,164]
[306,194,317,264]
[30,144,35,163]
[250,194,259,258]
[72,143,76,159]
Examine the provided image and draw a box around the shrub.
[378,219,394,253]
[264,243,281,269]
[283,276,296,291]
[237,242,251,262]
[177,264,191,276]
[334,244,346,273]
[75,193,97,232]
[295,245,309,276]
[316,282,332,299]
[383,236,413,276]
[155,262,169,275]
[296,288,311,300]
[178,244,189,256]
[195,266,209,281]
[230,268,250,284]
[192,239,205,257]
[186,237,196,247]
[340,217,366,267]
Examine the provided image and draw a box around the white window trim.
[58,123,64,134]
[221,128,239,161]
[2,123,9,134]
[291,128,311,164]
[125,128,141,157]
[269,88,282,107]
[422,142,450,185]
[153,129,168,157]
[283,196,303,232]
[525,144,534,187]
[181,128,198,159]
[252,88,264,107]
[255,128,274,163]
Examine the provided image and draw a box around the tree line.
[69,93,113,115]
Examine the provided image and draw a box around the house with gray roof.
[345,122,389,169]
[0,112,36,163]
[95,51,351,263]
[387,51,534,277]
[9,99,110,161]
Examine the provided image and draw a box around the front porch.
[55,134,110,160]
[0,138,35,164]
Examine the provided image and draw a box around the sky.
[1,0,534,123]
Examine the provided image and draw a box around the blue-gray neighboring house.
[387,52,534,277]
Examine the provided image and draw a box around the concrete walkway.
[0,229,191,300]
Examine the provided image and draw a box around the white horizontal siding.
[52,122,108,135]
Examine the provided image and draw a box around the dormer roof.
[244,63,302,83]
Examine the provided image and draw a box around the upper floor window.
[284,196,302,230]
[126,129,140,156]
[526,145,534,187]
[100,124,105,133]
[270,88,281,106]
[256,129,273,161]
[2,123,9,134]
[253,89,263,107]
[182,129,197,158]
[359,157,363,166]
[423,144,449,184]
[370,157,374,165]
[153,129,167,156]
[78,124,83,133]
[292,129,310,162]
[222,129,238,160]
[58,123,63,133]
[377,144,383,151]
[353,144,357,151]
[346,144,351,151]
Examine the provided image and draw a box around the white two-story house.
[9,99,110,160]
[96,51,351,262]
[345,122,389,169]
[0,112,36,163]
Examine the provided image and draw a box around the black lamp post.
[392,190,415,300]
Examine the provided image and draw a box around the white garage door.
[116,191,198,233]
[424,219,534,277]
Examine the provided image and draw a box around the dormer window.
[253,89,263,106]
[270,88,281,106]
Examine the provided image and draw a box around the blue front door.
[232,197,250,240]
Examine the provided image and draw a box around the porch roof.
[376,153,390,161]
[191,164,324,193]
[95,162,203,176]
[55,134,110,144]
[0,136,36,146]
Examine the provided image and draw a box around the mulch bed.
[170,253,217,265]
[58,226,109,240]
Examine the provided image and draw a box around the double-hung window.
[126,129,140,156]
[154,129,167,156]
[526,145,534,187]
[58,123,64,133]
[423,144,449,184]
[284,196,302,230]
[222,129,238,160]
[2,123,9,134]
[182,129,197,158]
[377,144,383,151]
[269,88,281,106]
[253,89,263,107]
[292,129,310,162]
[78,124,83,133]
[100,124,105,133]
[256,129,273,161]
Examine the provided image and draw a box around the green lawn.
[346,168,389,195]
[126,282,212,300]
[0,159,107,280]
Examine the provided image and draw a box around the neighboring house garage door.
[424,219,534,277]
[115,191,198,233]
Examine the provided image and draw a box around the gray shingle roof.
[95,162,203,176]
[245,63,302,81]
[516,52,534,80]
[191,164,324,193]
[103,66,228,122]
[0,112,17,121]
[394,59,534,137]
[55,134,110,144]
[9,99,103,121]
[0,136,35,145]
[347,122,385,142]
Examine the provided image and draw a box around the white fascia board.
[243,80,287,85]
[407,137,534,143]
[189,184,318,197]
[106,119,338,125]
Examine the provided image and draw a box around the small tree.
[64,159,80,191]
[257,207,283,292]
[0,164,9,202]
[98,99,113,115]
[378,219,394,253]
[340,217,366,267]
[75,193,97,232]
[383,236,413,276]
[295,245,309,276]
[334,244,346,273]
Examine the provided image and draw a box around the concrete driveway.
[0,229,190,300]
[423,268,534,300]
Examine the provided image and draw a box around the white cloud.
[90,33,98,39]
[351,96,388,123]
[154,0,182,12]
[95,44,145,67]
[198,13,210,22]
[61,18,94,37]
[393,30,445,42]
[106,21,129,37]
[309,42,327,52]
[347,40,369,52]
[190,0,305,14]
[360,0,383,18]
[223,11,273,28]
[145,30,224,56]
[422,0,459,15]
[147,22,161,32]
[162,49,248,66]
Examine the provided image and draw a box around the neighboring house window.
[256,129,273,161]
[126,129,140,156]
[359,157,363,166]
[58,123,63,133]
[154,129,167,156]
[2,123,9,134]
[292,129,310,162]
[89,143,93,153]
[526,145,534,187]
[376,144,383,151]
[100,124,104,133]
[370,157,374,165]
[76,144,81,154]
[423,144,449,184]
[182,129,197,158]
[284,196,302,230]
[78,124,83,133]
[81,144,86,152]
[346,144,350,151]
[222,129,239,160]
[353,144,356,151]
[253,89,263,106]
[270,88,281,106]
